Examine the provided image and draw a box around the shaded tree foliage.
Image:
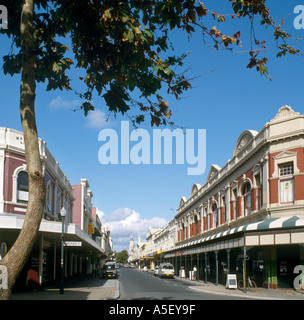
[0,0,301,299]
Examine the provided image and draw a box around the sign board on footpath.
[226,274,237,289]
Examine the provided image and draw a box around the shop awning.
[171,216,304,251]
[0,213,104,254]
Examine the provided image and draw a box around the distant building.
[128,233,134,262]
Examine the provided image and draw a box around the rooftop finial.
[271,105,300,122]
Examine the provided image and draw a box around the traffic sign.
[237,254,249,260]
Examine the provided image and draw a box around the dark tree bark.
[0,0,45,300]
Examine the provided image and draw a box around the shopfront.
[165,216,304,289]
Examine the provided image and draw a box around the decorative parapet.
[270,105,300,123]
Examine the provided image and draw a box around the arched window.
[17,171,29,203]
[242,182,251,216]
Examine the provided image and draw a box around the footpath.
[11,270,304,300]
[11,276,120,300]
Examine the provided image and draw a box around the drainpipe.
[215,251,218,286]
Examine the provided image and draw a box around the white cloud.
[85,109,109,129]
[49,96,80,110]
[96,207,168,252]
[49,97,109,129]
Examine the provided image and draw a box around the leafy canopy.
[1,0,301,126]
[116,249,129,264]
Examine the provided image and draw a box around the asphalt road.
[118,267,238,300]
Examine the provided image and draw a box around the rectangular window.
[255,174,261,210]
[222,196,227,223]
[279,163,294,176]
[232,188,238,219]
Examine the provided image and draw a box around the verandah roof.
[172,216,304,251]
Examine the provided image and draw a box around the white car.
[158,263,175,278]
[143,266,148,272]
[154,265,159,276]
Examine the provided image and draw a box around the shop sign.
[88,223,94,234]
[64,241,82,247]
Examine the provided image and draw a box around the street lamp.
[60,207,66,295]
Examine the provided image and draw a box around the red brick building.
[164,106,304,289]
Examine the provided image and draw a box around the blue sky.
[1,1,304,251]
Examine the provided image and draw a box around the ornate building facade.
[158,106,304,289]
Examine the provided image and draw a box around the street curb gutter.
[113,279,120,300]
[188,286,282,300]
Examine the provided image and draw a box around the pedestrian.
[193,266,197,281]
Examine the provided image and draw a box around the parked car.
[130,263,135,269]
[158,263,175,278]
[143,266,148,272]
[101,262,117,279]
[154,265,159,276]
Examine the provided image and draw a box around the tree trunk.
[0,0,45,300]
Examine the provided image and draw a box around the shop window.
[17,171,29,203]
